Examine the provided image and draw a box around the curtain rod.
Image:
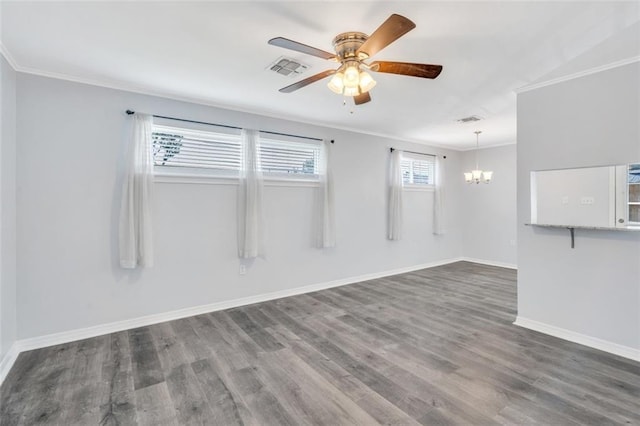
[390,147,445,159]
[125,110,332,143]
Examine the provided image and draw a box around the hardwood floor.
[2,261,639,425]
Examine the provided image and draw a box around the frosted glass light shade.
[343,65,360,88]
[472,170,482,180]
[343,86,360,97]
[327,72,344,94]
[464,172,473,183]
[482,171,493,182]
[359,71,376,92]
[327,64,376,97]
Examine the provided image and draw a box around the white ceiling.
[2,1,639,149]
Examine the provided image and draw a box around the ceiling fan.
[268,14,443,105]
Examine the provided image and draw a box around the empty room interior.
[1,1,639,425]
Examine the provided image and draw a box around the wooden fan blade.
[279,69,337,93]
[357,14,416,58]
[268,37,336,60]
[369,61,443,79]
[354,92,371,105]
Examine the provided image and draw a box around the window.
[628,164,640,224]
[152,125,241,174]
[400,153,435,186]
[259,137,320,177]
[152,124,321,180]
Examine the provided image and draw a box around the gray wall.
[16,74,465,339]
[1,54,18,359]
[517,62,640,351]
[461,144,517,267]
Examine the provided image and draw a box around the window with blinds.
[401,153,435,186]
[259,137,320,176]
[152,125,241,173]
[151,124,320,179]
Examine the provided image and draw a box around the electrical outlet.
[580,196,595,205]
[239,264,246,275]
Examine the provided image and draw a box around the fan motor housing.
[332,32,368,61]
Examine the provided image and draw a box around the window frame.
[150,123,323,186]
[152,123,242,179]
[400,152,436,190]
[256,135,322,182]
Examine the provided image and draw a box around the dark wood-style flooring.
[1,262,639,425]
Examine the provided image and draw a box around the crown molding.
[1,43,513,152]
[0,43,19,70]
[515,56,640,94]
[3,46,463,152]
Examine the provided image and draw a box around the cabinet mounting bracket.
[568,227,575,249]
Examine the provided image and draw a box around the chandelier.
[464,131,493,184]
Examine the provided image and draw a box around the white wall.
[517,62,640,353]
[461,144,517,267]
[1,54,18,360]
[16,74,464,340]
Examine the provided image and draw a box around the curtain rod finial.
[126,110,135,115]
[330,139,335,144]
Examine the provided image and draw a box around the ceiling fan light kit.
[327,64,377,96]
[268,14,442,105]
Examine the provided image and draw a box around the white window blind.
[152,125,241,172]
[152,124,320,179]
[259,137,320,177]
[401,153,435,185]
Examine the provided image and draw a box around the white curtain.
[238,129,265,259]
[315,140,336,248]
[433,155,446,235]
[388,149,403,240]
[119,113,154,269]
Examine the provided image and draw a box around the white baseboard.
[514,316,640,362]
[2,257,461,385]
[0,343,21,385]
[460,257,517,270]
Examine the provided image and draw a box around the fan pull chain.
[341,98,355,114]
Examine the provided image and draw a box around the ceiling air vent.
[457,115,482,123]
[268,57,309,78]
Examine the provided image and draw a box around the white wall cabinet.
[531,163,640,230]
